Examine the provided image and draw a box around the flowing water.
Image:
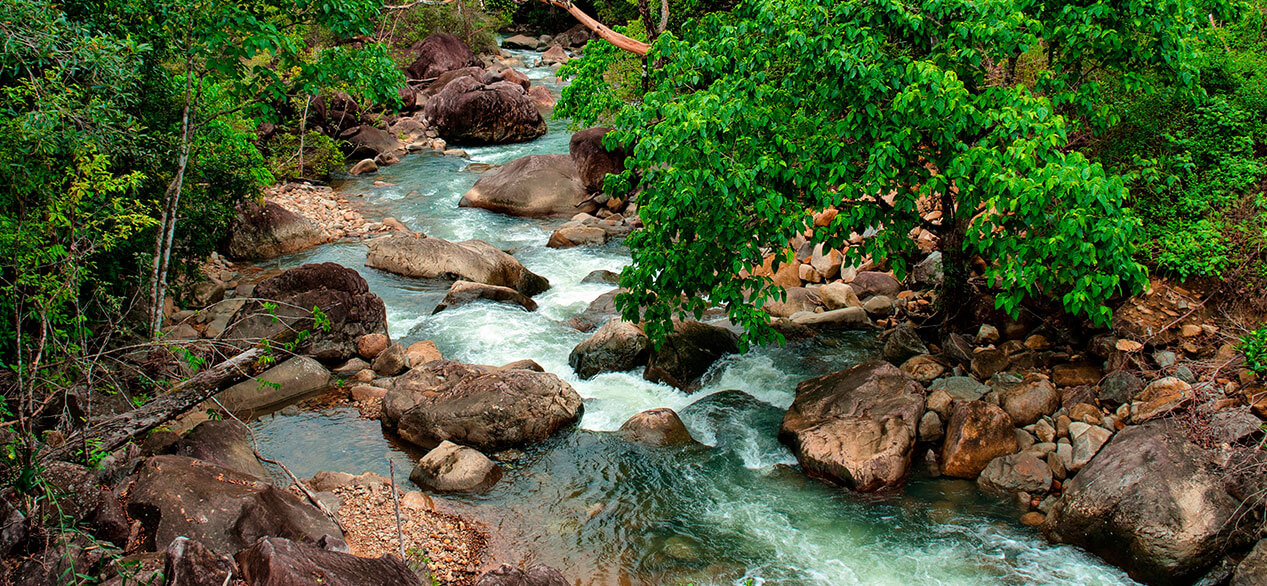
[248,50,1139,585]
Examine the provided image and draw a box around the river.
[248,48,1138,586]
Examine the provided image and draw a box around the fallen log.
[43,347,265,464]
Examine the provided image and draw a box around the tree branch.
[532,0,651,55]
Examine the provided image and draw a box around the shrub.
[265,131,345,182]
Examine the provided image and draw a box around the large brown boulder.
[169,420,269,479]
[237,536,421,586]
[381,360,493,428]
[997,374,1060,426]
[568,319,650,379]
[227,200,327,261]
[406,33,482,80]
[569,127,627,193]
[643,321,740,391]
[126,455,342,555]
[423,76,547,145]
[393,367,583,451]
[779,361,925,491]
[221,263,388,362]
[1044,420,1254,585]
[940,400,1017,478]
[339,125,406,161]
[618,408,697,447]
[433,280,538,314]
[460,154,595,217]
[366,233,549,296]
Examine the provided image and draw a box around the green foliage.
[265,131,346,181]
[1241,326,1267,375]
[557,21,648,124]
[385,3,507,61]
[561,0,1212,345]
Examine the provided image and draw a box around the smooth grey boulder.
[216,356,330,414]
[366,233,549,296]
[460,154,595,217]
[409,440,502,492]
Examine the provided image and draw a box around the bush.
[265,131,345,182]
[385,3,507,65]
[1240,326,1267,375]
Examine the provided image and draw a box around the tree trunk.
[534,0,651,55]
[148,66,198,337]
[42,348,264,464]
[937,188,972,335]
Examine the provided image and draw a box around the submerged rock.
[460,154,595,217]
[779,361,925,492]
[1044,420,1253,585]
[366,233,549,296]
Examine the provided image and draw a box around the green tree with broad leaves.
[561,0,1228,346]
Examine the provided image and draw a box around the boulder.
[381,360,492,428]
[928,376,989,402]
[221,262,388,362]
[789,307,871,328]
[1099,370,1142,406]
[570,288,622,331]
[409,440,502,492]
[977,453,1052,495]
[422,66,485,97]
[581,269,622,285]
[818,282,861,310]
[500,34,540,50]
[407,33,482,80]
[237,536,420,586]
[970,347,1009,380]
[126,455,341,555]
[539,44,569,65]
[0,500,27,558]
[423,76,547,145]
[366,233,549,296]
[372,342,409,376]
[1044,420,1252,585]
[881,324,928,365]
[940,401,1018,478]
[341,125,405,161]
[170,420,269,479]
[850,271,901,300]
[569,127,627,193]
[1068,421,1113,471]
[1233,540,1267,586]
[433,280,538,314]
[164,537,237,586]
[405,340,443,367]
[569,319,650,379]
[349,158,377,175]
[42,461,129,546]
[997,374,1060,426]
[900,354,947,384]
[475,564,569,586]
[357,333,390,360]
[1052,362,1104,387]
[394,367,583,451]
[8,531,117,586]
[762,287,822,318]
[216,356,330,414]
[912,251,943,285]
[862,295,894,316]
[548,225,607,248]
[643,321,740,391]
[528,85,556,110]
[460,154,594,217]
[779,361,925,491]
[227,200,327,261]
[617,408,697,446]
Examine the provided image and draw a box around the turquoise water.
[248,50,1138,586]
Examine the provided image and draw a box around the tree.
[560,0,1223,346]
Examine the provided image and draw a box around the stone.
[978,453,1053,495]
[1069,402,1102,424]
[127,455,341,555]
[1099,370,1142,406]
[460,154,594,217]
[850,271,901,300]
[618,408,697,446]
[41,461,128,546]
[928,376,989,402]
[164,537,237,586]
[226,200,328,261]
[1047,450,1067,480]
[405,340,442,367]
[569,319,650,379]
[809,245,844,279]
[1021,512,1047,527]
[970,347,1009,380]
[940,401,1018,478]
[356,333,390,360]
[1232,540,1267,586]
[569,127,627,193]
[1052,362,1103,387]
[334,358,370,376]
[926,389,954,420]
[169,420,268,479]
[789,307,871,328]
[818,282,862,310]
[349,385,387,402]
[348,158,377,175]
[409,440,502,492]
[366,233,549,295]
[500,34,540,50]
[977,324,1000,344]
[863,295,895,316]
[762,287,823,317]
[342,125,405,162]
[998,374,1060,426]
[221,262,388,361]
[643,321,740,392]
[474,564,569,586]
[423,76,547,145]
[433,280,538,313]
[1044,420,1252,585]
[941,332,974,366]
[0,500,27,558]
[1132,376,1193,422]
[548,225,607,248]
[407,32,481,80]
[1033,419,1056,443]
[393,366,583,451]
[912,251,943,285]
[539,44,569,65]
[1155,350,1178,369]
[881,325,928,365]
[1069,422,1112,471]
[236,536,420,586]
[216,356,330,414]
[581,269,621,285]
[918,411,944,442]
[371,342,408,376]
[901,354,947,384]
[779,362,925,491]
